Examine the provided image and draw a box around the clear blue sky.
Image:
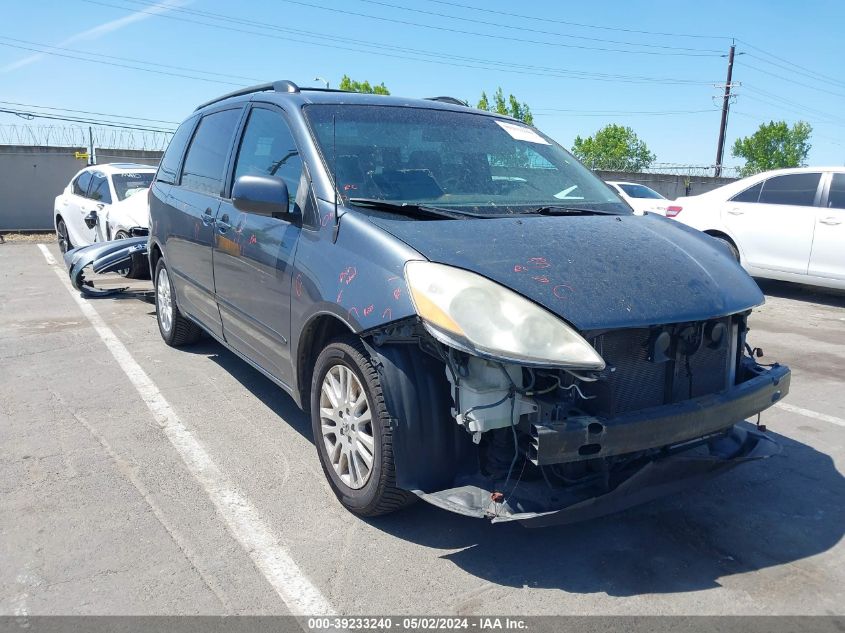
[2,0,843,169]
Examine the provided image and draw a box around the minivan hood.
[368,213,764,331]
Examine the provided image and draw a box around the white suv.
[669,167,845,290]
[54,163,155,275]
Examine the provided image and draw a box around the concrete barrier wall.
[0,146,162,231]
[596,170,737,200]
[0,145,735,230]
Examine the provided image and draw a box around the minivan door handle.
[201,208,215,226]
[819,216,842,226]
[217,213,231,233]
[727,208,744,216]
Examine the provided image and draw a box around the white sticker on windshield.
[495,120,550,145]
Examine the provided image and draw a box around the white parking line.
[775,402,845,428]
[37,244,335,617]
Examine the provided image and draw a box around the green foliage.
[571,124,656,172]
[731,120,812,177]
[338,75,390,95]
[476,87,533,125]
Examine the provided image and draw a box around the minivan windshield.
[304,105,629,216]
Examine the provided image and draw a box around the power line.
[742,85,845,125]
[76,1,721,85]
[423,0,730,40]
[273,0,722,56]
[0,36,262,83]
[745,53,845,91]
[350,0,723,54]
[736,39,845,90]
[0,100,180,125]
[0,40,245,87]
[0,108,175,133]
[740,61,845,99]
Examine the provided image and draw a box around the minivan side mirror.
[232,175,290,218]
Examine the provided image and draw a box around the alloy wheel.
[156,267,173,335]
[319,364,375,490]
[57,220,70,254]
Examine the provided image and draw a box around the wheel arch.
[296,312,356,410]
[148,240,164,279]
[703,229,742,261]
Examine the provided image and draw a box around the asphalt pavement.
[1,242,843,616]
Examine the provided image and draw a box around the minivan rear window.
[180,109,242,196]
[157,117,197,185]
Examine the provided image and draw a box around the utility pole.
[714,42,736,177]
[87,126,96,166]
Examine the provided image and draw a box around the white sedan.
[669,167,845,290]
[607,181,669,215]
[54,164,155,277]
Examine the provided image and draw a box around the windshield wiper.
[347,198,474,220]
[519,206,621,216]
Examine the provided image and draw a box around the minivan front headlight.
[404,261,605,369]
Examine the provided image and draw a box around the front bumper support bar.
[530,364,790,465]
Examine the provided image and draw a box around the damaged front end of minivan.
[361,264,789,527]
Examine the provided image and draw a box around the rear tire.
[311,336,415,517]
[154,259,202,347]
[114,230,150,279]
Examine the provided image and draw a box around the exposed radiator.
[581,318,733,418]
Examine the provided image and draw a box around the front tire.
[56,217,72,254]
[154,259,202,347]
[311,336,414,517]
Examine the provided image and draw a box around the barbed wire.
[0,124,172,151]
[584,160,741,178]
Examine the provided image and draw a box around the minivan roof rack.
[195,80,300,111]
[425,96,469,107]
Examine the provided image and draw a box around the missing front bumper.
[530,363,790,465]
[414,363,789,526]
[417,425,779,527]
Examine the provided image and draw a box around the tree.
[338,74,390,95]
[571,124,655,172]
[477,87,533,125]
[731,120,812,177]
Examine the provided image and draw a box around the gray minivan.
[148,80,789,525]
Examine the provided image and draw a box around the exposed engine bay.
[365,311,789,526]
